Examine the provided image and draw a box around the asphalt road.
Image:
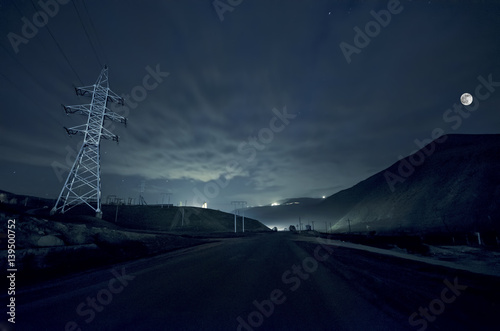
[10,232,500,330]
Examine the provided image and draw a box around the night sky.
[1,0,499,213]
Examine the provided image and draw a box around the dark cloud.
[1,0,499,213]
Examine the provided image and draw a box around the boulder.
[37,235,64,247]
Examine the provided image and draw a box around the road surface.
[9,232,500,330]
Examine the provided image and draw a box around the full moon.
[460,93,473,106]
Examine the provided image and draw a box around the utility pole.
[347,218,351,234]
[138,180,147,205]
[106,195,116,204]
[231,201,238,232]
[114,203,119,223]
[161,193,171,208]
[231,201,246,232]
[51,66,126,218]
[241,201,247,232]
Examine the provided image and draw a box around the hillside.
[99,205,270,233]
[0,190,270,233]
[245,134,500,235]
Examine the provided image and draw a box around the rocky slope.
[245,134,500,235]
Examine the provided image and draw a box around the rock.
[37,235,65,247]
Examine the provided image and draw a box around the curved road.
[12,233,500,330]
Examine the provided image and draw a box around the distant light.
[202,202,207,209]
[322,196,326,199]
[460,93,473,106]
[271,202,280,206]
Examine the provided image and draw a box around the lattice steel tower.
[51,66,126,218]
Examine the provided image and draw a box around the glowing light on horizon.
[271,202,280,206]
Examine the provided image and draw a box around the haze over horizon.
[1,0,499,213]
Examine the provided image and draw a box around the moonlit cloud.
[1,0,499,211]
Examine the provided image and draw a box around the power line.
[1,3,69,88]
[27,0,83,85]
[80,0,109,65]
[9,1,49,50]
[71,0,102,68]
[0,43,44,87]
[0,70,64,128]
[0,43,65,127]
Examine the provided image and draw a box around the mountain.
[245,134,500,235]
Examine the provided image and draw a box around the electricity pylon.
[51,66,126,218]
